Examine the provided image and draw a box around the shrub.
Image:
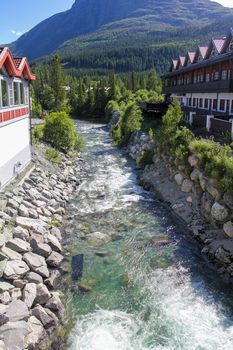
[136,149,154,168]
[44,111,83,153]
[189,139,233,191]
[105,100,120,121]
[32,124,45,144]
[45,148,61,164]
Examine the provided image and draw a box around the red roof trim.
[0,47,36,81]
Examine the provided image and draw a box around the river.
[61,120,233,350]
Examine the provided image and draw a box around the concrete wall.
[0,116,31,189]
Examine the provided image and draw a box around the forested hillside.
[11,0,233,76]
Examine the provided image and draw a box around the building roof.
[166,28,233,77]
[0,47,35,81]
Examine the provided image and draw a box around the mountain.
[11,0,233,75]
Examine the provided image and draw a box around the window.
[204,99,209,109]
[212,99,217,111]
[1,80,9,107]
[214,71,219,81]
[222,70,228,80]
[193,98,197,107]
[14,82,19,105]
[231,101,233,114]
[219,99,226,112]
[199,98,203,108]
[206,73,210,82]
[20,83,25,104]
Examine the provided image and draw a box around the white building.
[0,47,36,189]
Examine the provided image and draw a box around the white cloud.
[10,29,23,37]
[211,0,233,7]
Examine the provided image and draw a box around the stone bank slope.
[126,130,233,285]
[0,144,83,350]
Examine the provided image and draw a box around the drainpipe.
[28,81,33,146]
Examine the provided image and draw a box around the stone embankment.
[0,144,83,350]
[109,115,233,284]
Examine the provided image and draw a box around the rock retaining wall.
[121,127,233,285]
[0,143,83,350]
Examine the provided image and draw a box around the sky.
[1,0,233,44]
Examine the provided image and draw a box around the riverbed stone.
[35,283,51,305]
[12,226,30,241]
[16,217,48,235]
[6,238,31,253]
[47,251,63,267]
[4,260,30,280]
[5,299,29,322]
[25,316,48,350]
[13,279,27,289]
[0,320,31,350]
[22,283,37,308]
[190,169,202,182]
[45,294,63,311]
[23,252,49,278]
[211,202,229,223]
[86,232,111,246]
[26,271,43,284]
[206,180,221,199]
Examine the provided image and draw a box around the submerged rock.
[86,232,111,246]
[71,254,84,281]
[148,236,172,247]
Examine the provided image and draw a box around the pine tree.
[49,55,65,111]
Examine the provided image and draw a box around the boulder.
[7,198,19,210]
[223,191,233,210]
[23,252,49,278]
[223,221,233,238]
[32,305,55,329]
[0,282,14,293]
[18,204,29,218]
[46,234,62,253]
[206,181,221,199]
[0,314,9,326]
[190,169,202,182]
[28,208,39,219]
[4,260,30,280]
[0,321,31,350]
[1,245,22,261]
[16,217,48,235]
[0,292,11,305]
[211,202,229,223]
[13,280,27,289]
[12,226,30,241]
[0,259,7,278]
[50,227,62,240]
[45,270,61,289]
[26,271,43,284]
[5,300,29,322]
[11,288,22,301]
[174,173,183,186]
[35,283,51,305]
[25,316,48,350]
[45,294,63,311]
[188,154,199,167]
[181,179,193,193]
[23,283,37,308]
[6,238,31,253]
[30,237,52,258]
[46,251,63,267]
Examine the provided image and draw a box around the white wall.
[0,117,31,188]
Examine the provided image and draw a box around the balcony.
[163,79,233,94]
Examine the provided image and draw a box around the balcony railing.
[163,79,233,94]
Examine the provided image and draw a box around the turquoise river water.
[61,120,233,350]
